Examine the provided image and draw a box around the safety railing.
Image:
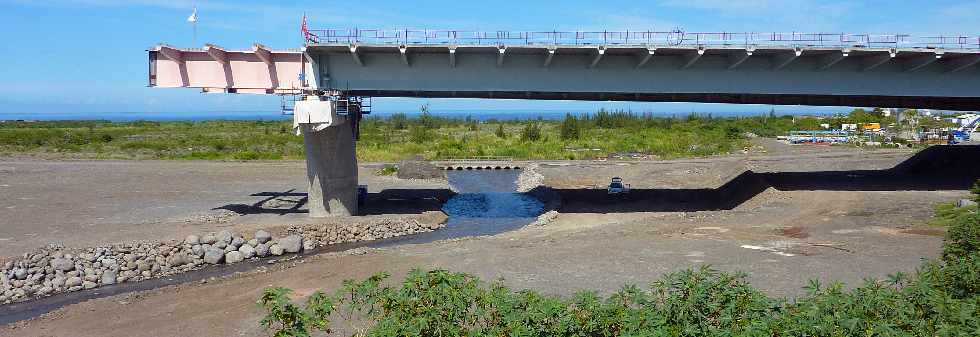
[438,156,515,162]
[305,29,980,50]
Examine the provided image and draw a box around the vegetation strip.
[0,108,933,161]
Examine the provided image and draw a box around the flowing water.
[0,170,545,324]
[376,170,544,247]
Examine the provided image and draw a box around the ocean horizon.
[0,109,836,122]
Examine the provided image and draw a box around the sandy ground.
[0,161,447,257]
[1,142,975,336]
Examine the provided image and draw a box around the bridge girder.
[148,43,980,110]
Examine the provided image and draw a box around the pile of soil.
[397,160,445,180]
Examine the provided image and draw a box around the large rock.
[203,247,225,264]
[230,236,245,249]
[38,286,53,296]
[12,268,27,280]
[167,254,190,267]
[254,230,272,244]
[216,230,235,245]
[255,243,270,257]
[224,251,244,264]
[239,244,256,259]
[50,258,74,272]
[191,244,204,257]
[279,235,303,253]
[65,276,82,287]
[82,281,97,289]
[269,244,284,256]
[958,199,978,208]
[184,235,201,245]
[201,233,217,244]
[101,270,117,285]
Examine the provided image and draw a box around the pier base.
[303,124,358,217]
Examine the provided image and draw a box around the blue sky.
[1,0,979,117]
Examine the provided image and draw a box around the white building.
[955,113,980,131]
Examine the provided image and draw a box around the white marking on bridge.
[682,48,705,69]
[635,48,656,69]
[497,46,506,67]
[543,47,556,68]
[816,49,849,71]
[947,54,980,73]
[904,51,944,72]
[727,49,753,70]
[589,46,605,69]
[399,45,410,66]
[448,46,457,68]
[773,48,804,70]
[862,50,896,71]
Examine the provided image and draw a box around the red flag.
[301,14,310,42]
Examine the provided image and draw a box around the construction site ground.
[1,141,973,337]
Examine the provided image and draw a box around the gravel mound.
[0,216,446,305]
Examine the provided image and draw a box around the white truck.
[607,177,631,196]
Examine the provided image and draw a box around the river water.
[376,170,544,246]
[0,170,545,324]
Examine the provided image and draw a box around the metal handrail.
[305,29,980,50]
[438,156,515,162]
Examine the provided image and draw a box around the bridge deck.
[307,43,980,110]
[147,29,980,110]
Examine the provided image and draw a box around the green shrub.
[930,202,978,227]
[377,165,398,176]
[559,113,580,140]
[408,126,431,143]
[520,123,542,142]
[972,180,980,203]
[943,180,980,261]
[258,287,334,337]
[942,216,980,262]
[494,124,507,139]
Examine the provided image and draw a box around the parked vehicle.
[607,177,630,195]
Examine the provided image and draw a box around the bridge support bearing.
[295,96,358,217]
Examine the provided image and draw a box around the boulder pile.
[0,217,444,305]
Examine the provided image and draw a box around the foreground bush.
[260,186,980,336]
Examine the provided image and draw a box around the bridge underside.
[310,44,980,111]
[344,90,980,111]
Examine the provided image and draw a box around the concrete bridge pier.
[297,98,359,217]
